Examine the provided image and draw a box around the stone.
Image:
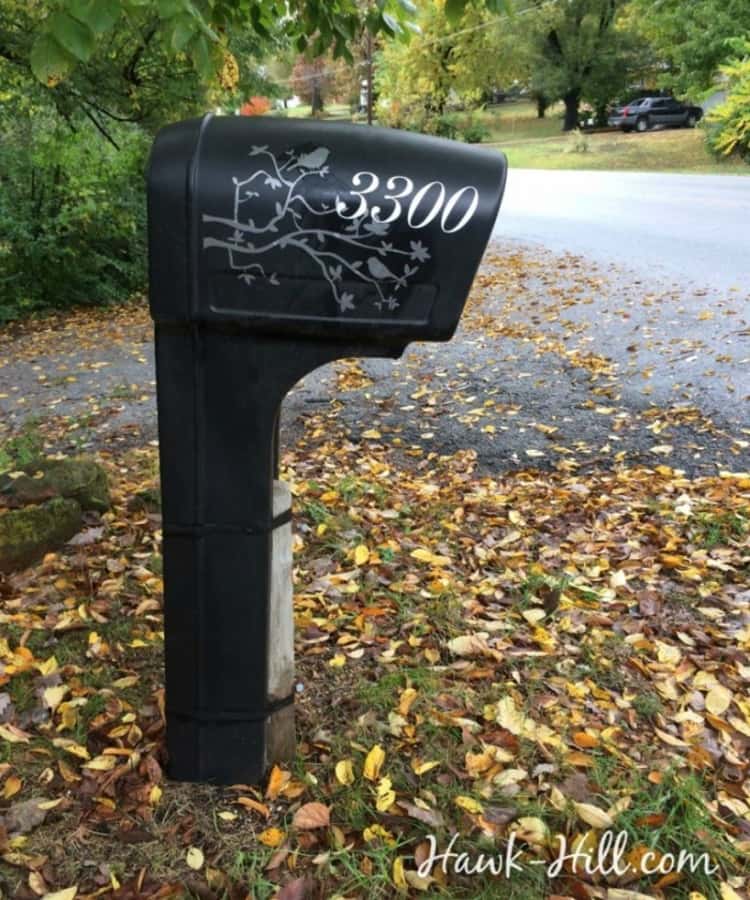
[0,457,110,513]
[0,498,82,573]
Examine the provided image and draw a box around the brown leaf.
[277,877,311,900]
[292,802,330,830]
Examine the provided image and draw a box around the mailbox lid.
[149,115,507,341]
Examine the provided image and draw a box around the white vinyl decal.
[202,145,481,313]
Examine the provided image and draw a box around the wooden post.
[265,480,295,765]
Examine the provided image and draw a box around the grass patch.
[494,127,750,173]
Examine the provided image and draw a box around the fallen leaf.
[293,802,330,830]
[574,802,614,829]
[363,744,385,782]
[186,847,204,870]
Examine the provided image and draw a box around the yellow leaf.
[376,776,396,812]
[447,633,489,657]
[363,744,385,782]
[393,856,407,890]
[236,796,270,817]
[410,548,450,566]
[719,884,744,900]
[52,738,90,760]
[494,768,527,788]
[186,847,204,870]
[0,724,30,744]
[513,816,548,846]
[42,685,68,711]
[266,764,290,800]
[411,758,440,776]
[362,429,381,439]
[363,823,395,844]
[656,641,682,666]
[3,775,22,799]
[398,687,418,716]
[218,811,237,822]
[454,795,483,815]
[495,696,525,735]
[706,685,732,717]
[574,802,614,829]
[149,785,162,806]
[83,755,117,772]
[328,653,346,668]
[354,544,370,566]
[654,727,689,748]
[258,827,286,848]
[549,786,567,811]
[40,889,77,900]
[335,759,355,786]
[465,749,494,777]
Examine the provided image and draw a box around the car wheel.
[635,116,649,133]
[686,114,697,128]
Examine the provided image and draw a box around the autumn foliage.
[240,95,272,116]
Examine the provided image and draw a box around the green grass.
[477,100,565,143]
[284,102,354,120]
[491,124,750,174]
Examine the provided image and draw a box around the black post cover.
[148,114,507,783]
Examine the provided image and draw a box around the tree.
[290,57,332,114]
[628,0,750,99]
[377,0,517,123]
[523,0,632,131]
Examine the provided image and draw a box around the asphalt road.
[494,169,750,293]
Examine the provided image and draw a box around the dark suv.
[608,97,703,133]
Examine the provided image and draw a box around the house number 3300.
[336,173,480,234]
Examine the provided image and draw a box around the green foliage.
[521,0,636,130]
[376,0,514,125]
[0,118,149,320]
[23,0,426,86]
[628,0,750,98]
[706,42,750,162]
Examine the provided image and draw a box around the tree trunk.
[311,82,323,116]
[535,95,549,119]
[562,90,580,131]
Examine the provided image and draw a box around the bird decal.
[366,256,407,288]
[290,147,330,170]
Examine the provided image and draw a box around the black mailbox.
[148,114,507,783]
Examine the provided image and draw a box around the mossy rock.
[0,498,82,573]
[0,457,110,513]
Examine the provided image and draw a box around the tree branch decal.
[201,145,431,312]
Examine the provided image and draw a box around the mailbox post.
[148,114,507,783]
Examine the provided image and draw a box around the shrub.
[0,118,149,321]
[240,96,272,116]
[457,114,490,144]
[706,41,750,162]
